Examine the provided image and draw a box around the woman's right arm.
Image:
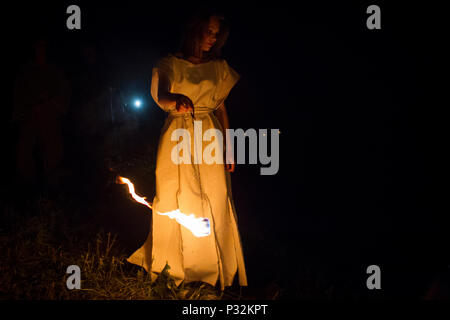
[154,68,193,113]
[156,69,177,110]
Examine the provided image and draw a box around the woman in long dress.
[127,11,248,291]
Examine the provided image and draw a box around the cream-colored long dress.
[127,54,248,290]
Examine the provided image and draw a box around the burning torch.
[116,176,210,237]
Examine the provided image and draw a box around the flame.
[117,176,210,237]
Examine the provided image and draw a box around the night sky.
[2,1,447,298]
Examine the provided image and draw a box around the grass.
[0,193,229,300]
[3,189,445,300]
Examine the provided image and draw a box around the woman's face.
[201,16,220,52]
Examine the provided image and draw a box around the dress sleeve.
[151,55,175,112]
[215,59,240,108]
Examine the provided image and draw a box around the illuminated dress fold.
[126,54,248,290]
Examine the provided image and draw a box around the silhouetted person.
[66,41,111,197]
[12,37,71,193]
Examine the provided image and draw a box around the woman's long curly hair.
[178,10,230,61]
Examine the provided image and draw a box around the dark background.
[2,1,447,298]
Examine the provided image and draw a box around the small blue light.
[134,99,142,108]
